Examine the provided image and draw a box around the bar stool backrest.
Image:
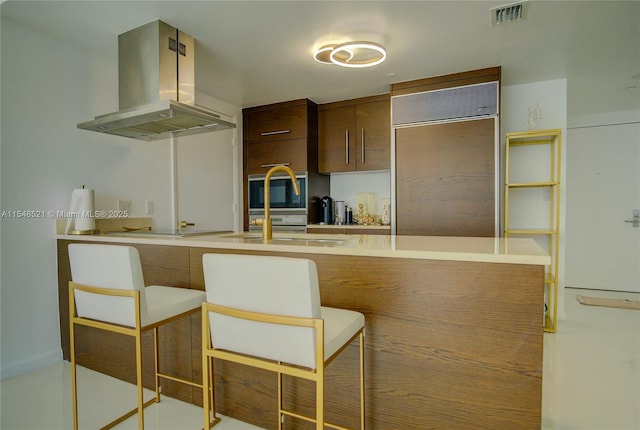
[202,253,321,369]
[68,244,148,327]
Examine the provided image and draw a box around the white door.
[565,122,640,292]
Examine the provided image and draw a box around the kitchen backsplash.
[329,171,391,218]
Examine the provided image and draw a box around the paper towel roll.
[65,187,96,234]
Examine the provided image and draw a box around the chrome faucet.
[258,165,300,240]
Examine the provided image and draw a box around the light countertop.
[307,224,391,229]
[57,231,550,266]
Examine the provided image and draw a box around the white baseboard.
[0,348,63,380]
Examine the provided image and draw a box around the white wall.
[329,171,390,219]
[0,18,240,379]
[501,79,568,319]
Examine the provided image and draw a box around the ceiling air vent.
[490,1,528,26]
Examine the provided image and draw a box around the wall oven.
[248,172,307,211]
[248,172,308,232]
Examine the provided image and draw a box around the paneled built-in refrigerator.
[391,73,500,237]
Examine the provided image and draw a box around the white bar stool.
[68,243,209,430]
[201,253,365,430]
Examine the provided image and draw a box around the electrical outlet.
[117,200,131,213]
[145,200,155,215]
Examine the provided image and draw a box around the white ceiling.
[2,0,639,117]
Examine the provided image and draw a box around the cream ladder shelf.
[504,129,561,333]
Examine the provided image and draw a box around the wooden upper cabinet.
[319,94,390,173]
[245,104,308,144]
[355,99,390,171]
[246,139,309,173]
[242,99,323,230]
[318,105,355,173]
[242,99,318,175]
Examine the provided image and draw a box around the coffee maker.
[320,196,333,224]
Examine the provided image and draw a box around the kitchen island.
[57,231,549,429]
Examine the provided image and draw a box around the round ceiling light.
[313,44,353,65]
[329,41,386,68]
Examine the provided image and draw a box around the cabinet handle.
[361,128,365,163]
[345,130,350,165]
[261,129,291,136]
[260,162,291,168]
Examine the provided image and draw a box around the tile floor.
[0,362,260,430]
[1,287,639,429]
[541,288,639,430]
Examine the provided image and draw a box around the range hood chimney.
[78,20,235,141]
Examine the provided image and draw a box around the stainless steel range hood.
[78,20,235,141]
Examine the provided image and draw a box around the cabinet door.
[247,139,308,174]
[307,227,346,234]
[319,105,356,173]
[246,105,307,144]
[396,118,496,237]
[355,100,390,171]
[351,228,390,235]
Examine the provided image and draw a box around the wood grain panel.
[355,99,390,171]
[318,94,389,110]
[318,104,355,173]
[307,227,390,235]
[60,242,543,429]
[247,139,309,174]
[189,247,543,429]
[318,94,390,173]
[137,243,191,288]
[391,67,501,96]
[396,118,496,237]
[242,98,322,231]
[244,102,308,144]
[307,227,347,234]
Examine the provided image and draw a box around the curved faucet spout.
[263,165,300,240]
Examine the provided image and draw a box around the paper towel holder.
[66,185,100,235]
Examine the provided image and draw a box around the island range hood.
[78,20,235,141]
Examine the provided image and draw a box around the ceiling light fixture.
[313,44,353,65]
[314,41,387,68]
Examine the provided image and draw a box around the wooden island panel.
[189,247,544,429]
[58,239,544,429]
